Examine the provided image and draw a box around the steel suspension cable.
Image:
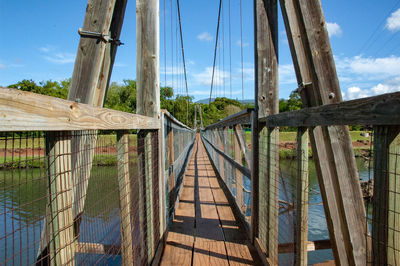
[176,0,189,124]
[209,0,223,105]
[240,0,244,102]
[228,0,232,99]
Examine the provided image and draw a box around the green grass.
[0,134,137,149]
[245,130,370,143]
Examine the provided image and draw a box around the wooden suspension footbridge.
[0,0,399,265]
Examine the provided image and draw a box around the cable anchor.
[78,28,124,46]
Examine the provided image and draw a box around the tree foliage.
[7,79,307,129]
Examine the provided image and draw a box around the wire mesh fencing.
[201,119,252,227]
[0,130,163,265]
[162,110,196,226]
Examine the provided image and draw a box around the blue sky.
[1,0,400,101]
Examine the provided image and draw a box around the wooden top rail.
[202,134,251,178]
[0,87,160,131]
[203,108,253,130]
[161,109,194,131]
[260,91,400,127]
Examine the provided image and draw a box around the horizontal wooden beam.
[161,109,194,131]
[75,242,121,255]
[261,91,400,127]
[0,87,160,131]
[278,239,331,254]
[204,108,253,130]
[202,135,251,178]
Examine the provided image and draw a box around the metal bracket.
[296,82,312,94]
[78,28,124,46]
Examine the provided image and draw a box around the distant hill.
[196,98,254,104]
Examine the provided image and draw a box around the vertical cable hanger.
[228,0,232,99]
[222,0,225,98]
[164,0,167,90]
[240,0,244,102]
[209,0,223,105]
[176,0,189,124]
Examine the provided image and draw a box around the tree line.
[8,79,303,128]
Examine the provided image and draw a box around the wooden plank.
[295,127,309,266]
[260,91,400,127]
[76,242,121,255]
[0,87,160,131]
[372,126,400,265]
[278,239,331,254]
[234,125,252,171]
[45,132,75,265]
[280,0,368,264]
[117,131,134,264]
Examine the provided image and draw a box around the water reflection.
[0,166,121,265]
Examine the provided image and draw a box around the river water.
[0,158,372,265]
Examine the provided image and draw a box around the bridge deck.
[160,134,260,265]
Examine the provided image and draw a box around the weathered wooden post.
[233,127,244,213]
[38,0,127,263]
[372,126,400,265]
[194,105,197,129]
[218,128,226,181]
[254,0,279,264]
[137,0,160,262]
[44,132,75,265]
[117,131,134,265]
[199,105,204,129]
[279,0,368,264]
[167,120,175,211]
[295,127,309,266]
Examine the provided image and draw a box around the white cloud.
[326,22,342,37]
[338,55,400,79]
[40,45,75,64]
[343,78,400,100]
[237,40,249,47]
[44,53,75,64]
[161,66,185,75]
[386,8,400,32]
[279,64,297,85]
[192,67,228,86]
[114,62,127,67]
[197,32,213,41]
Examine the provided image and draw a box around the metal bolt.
[328,92,335,99]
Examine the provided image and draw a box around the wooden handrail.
[0,87,160,131]
[260,91,400,127]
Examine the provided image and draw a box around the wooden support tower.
[279,0,368,264]
[254,0,279,264]
[137,0,161,263]
[38,0,127,263]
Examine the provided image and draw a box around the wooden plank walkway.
[160,134,260,265]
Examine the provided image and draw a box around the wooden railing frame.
[0,87,160,131]
[201,90,400,265]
